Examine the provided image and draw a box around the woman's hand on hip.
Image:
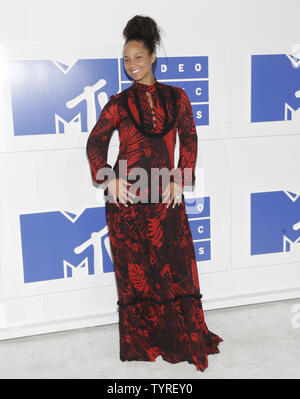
[107,177,135,207]
[162,181,183,208]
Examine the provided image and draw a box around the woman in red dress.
[86,15,223,372]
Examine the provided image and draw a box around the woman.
[86,15,223,372]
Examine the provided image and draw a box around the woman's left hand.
[162,181,183,208]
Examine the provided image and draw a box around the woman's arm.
[173,88,198,187]
[86,95,119,185]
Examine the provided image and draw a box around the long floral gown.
[86,78,223,371]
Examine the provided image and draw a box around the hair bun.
[123,15,161,55]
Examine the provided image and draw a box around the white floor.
[0,298,299,379]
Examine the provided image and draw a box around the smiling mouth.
[131,69,141,74]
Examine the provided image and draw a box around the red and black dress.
[86,78,223,371]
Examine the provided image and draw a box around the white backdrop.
[0,0,299,339]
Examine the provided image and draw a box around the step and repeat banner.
[0,37,299,334]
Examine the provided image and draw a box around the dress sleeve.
[173,88,198,187]
[86,95,119,185]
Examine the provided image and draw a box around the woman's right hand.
[107,177,135,207]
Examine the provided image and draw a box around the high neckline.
[124,78,178,137]
[133,78,158,93]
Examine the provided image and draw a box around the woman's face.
[123,40,156,82]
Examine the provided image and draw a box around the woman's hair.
[123,15,162,56]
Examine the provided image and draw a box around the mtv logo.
[251,190,300,255]
[8,59,119,136]
[19,207,114,283]
[251,54,300,123]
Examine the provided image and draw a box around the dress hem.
[118,295,223,372]
[120,336,223,372]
